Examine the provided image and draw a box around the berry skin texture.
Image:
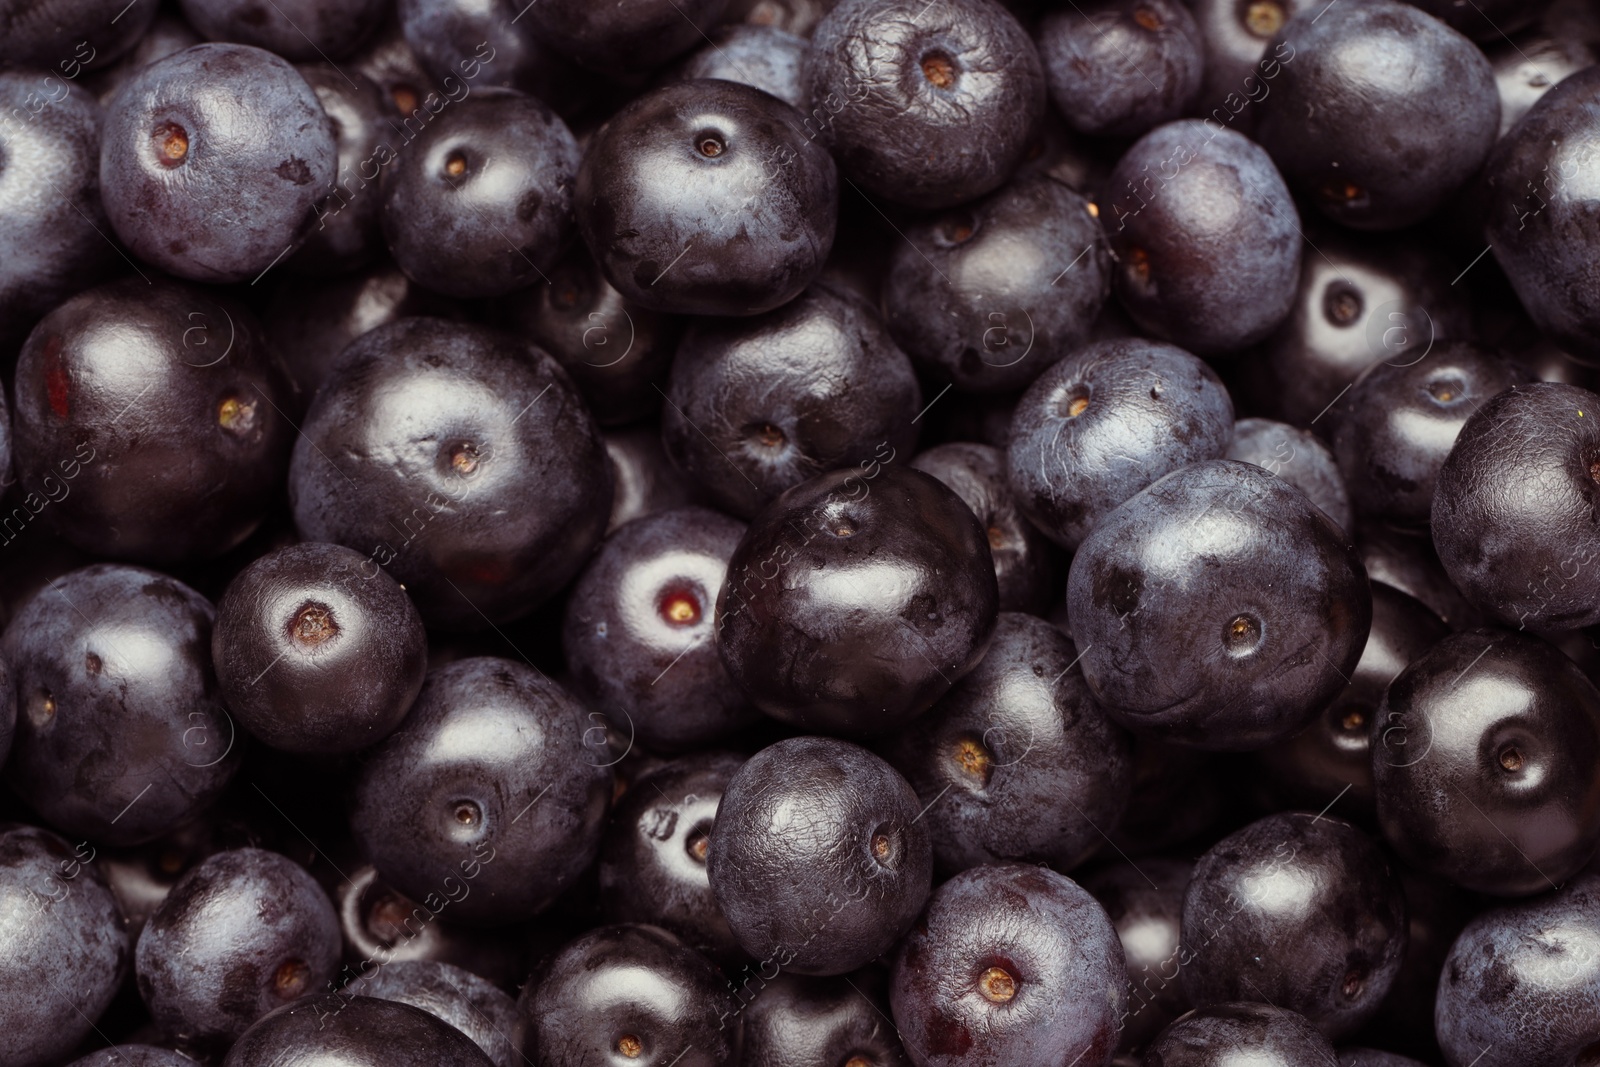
[134,847,341,1051]
[1141,1002,1338,1066]
[67,1048,197,1067]
[1433,874,1600,1067]
[99,43,336,282]
[1103,120,1302,354]
[1371,629,1600,896]
[178,0,387,61]
[805,0,1045,210]
[344,960,520,1067]
[1482,65,1600,361]
[1067,460,1372,751]
[1179,813,1407,1039]
[576,79,838,317]
[889,863,1127,1067]
[223,996,495,1067]
[1036,0,1205,139]
[0,825,130,1067]
[1006,337,1236,552]
[707,737,933,976]
[1225,418,1353,534]
[716,466,999,738]
[1430,381,1600,631]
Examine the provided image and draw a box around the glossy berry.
[889,863,1126,1067]
[1226,418,1352,533]
[289,64,390,275]
[708,736,933,976]
[1180,813,1407,1039]
[1332,342,1531,523]
[3,564,238,846]
[1141,1003,1337,1066]
[0,0,158,71]
[1188,0,1310,132]
[334,864,527,986]
[12,277,292,565]
[381,89,580,299]
[344,960,519,1067]
[576,79,837,317]
[0,825,130,1067]
[662,284,920,519]
[1103,120,1301,355]
[135,847,340,1051]
[806,0,1045,209]
[564,508,756,754]
[669,23,808,108]
[1372,629,1600,896]
[1253,0,1499,230]
[740,972,910,1067]
[223,996,494,1067]
[1083,858,1192,1053]
[717,466,999,737]
[350,657,612,925]
[521,0,732,74]
[910,442,1061,615]
[178,0,386,60]
[518,924,738,1067]
[0,75,116,349]
[603,423,702,534]
[880,612,1133,875]
[1434,873,1600,1067]
[1006,338,1235,552]
[1483,66,1600,361]
[67,1048,196,1067]
[597,752,745,963]
[99,43,336,282]
[1067,460,1372,750]
[1036,0,1204,138]
[288,317,612,631]
[212,541,427,754]
[882,175,1110,394]
[1431,381,1600,631]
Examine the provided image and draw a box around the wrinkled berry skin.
[1083,858,1192,1054]
[350,658,612,926]
[883,175,1110,394]
[1254,0,1499,231]
[1434,874,1600,1067]
[1142,1003,1337,1066]
[223,996,494,1067]
[1067,460,1372,751]
[288,318,612,631]
[598,752,745,963]
[3,564,239,846]
[1483,66,1600,361]
[1180,813,1407,1039]
[345,960,519,1067]
[910,443,1060,615]
[880,613,1132,875]
[1262,225,1473,428]
[805,0,1045,210]
[1226,418,1352,534]
[1331,343,1531,524]
[708,737,933,976]
[135,847,340,1051]
[1104,121,1301,355]
[0,0,157,71]
[1037,0,1203,139]
[669,24,809,109]
[576,80,838,317]
[519,924,739,1067]
[741,972,911,1067]
[289,64,389,276]
[1007,338,1235,552]
[496,246,680,427]
[564,508,757,753]
[0,75,116,350]
[1255,584,1447,822]
[717,466,999,737]
[13,277,292,565]
[1372,629,1600,896]
[99,43,336,282]
[889,863,1126,1067]
[1431,382,1600,631]
[179,0,385,59]
[662,285,920,519]
[212,542,428,754]
[0,825,130,1067]
[381,89,580,299]
[523,0,732,74]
